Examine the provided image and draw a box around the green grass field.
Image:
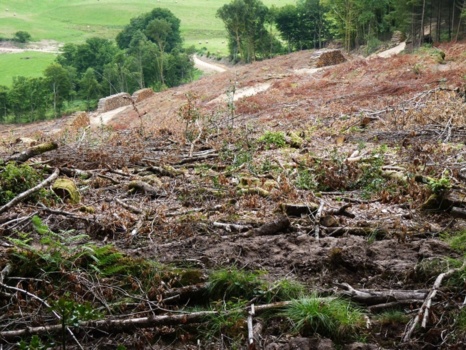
[0,0,295,86]
[0,51,56,86]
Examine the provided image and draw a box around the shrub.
[0,162,45,205]
[13,31,31,43]
[258,131,286,148]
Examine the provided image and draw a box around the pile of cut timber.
[97,92,132,113]
[309,49,347,68]
[132,88,155,103]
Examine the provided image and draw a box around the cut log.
[280,202,319,216]
[6,141,58,163]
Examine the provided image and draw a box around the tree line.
[218,0,466,62]
[0,8,194,124]
[1,1,465,123]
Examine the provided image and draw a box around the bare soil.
[1,42,466,349]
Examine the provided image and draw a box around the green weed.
[258,131,287,149]
[295,169,317,190]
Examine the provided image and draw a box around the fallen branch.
[402,260,466,343]
[328,203,355,218]
[127,181,164,198]
[116,198,143,214]
[0,275,83,349]
[5,141,58,163]
[0,168,59,215]
[213,222,252,232]
[314,200,325,241]
[337,283,427,306]
[0,300,292,340]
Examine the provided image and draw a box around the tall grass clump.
[207,267,265,301]
[284,295,365,341]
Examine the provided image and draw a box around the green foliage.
[8,76,48,121]
[13,31,32,43]
[375,310,409,326]
[116,8,182,51]
[258,131,286,148]
[18,335,51,350]
[52,297,101,327]
[9,216,127,277]
[284,295,365,341]
[443,231,466,254]
[205,300,248,343]
[262,278,306,302]
[208,267,265,301]
[0,162,45,205]
[217,0,275,62]
[427,175,451,194]
[43,63,74,116]
[274,0,329,50]
[456,308,466,332]
[295,169,317,190]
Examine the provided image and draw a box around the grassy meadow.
[0,51,56,86]
[0,0,295,86]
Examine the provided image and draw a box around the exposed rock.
[132,88,155,103]
[97,92,132,113]
[309,49,347,68]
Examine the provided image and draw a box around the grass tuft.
[284,295,365,341]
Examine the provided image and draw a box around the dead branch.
[0,276,83,349]
[0,168,59,215]
[0,300,293,340]
[0,264,11,284]
[247,304,256,350]
[328,203,355,218]
[115,198,143,214]
[314,200,325,241]
[402,260,466,343]
[127,181,164,198]
[189,119,203,158]
[5,141,58,163]
[162,283,207,303]
[213,222,252,232]
[60,167,92,179]
[337,283,427,306]
[368,300,423,313]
